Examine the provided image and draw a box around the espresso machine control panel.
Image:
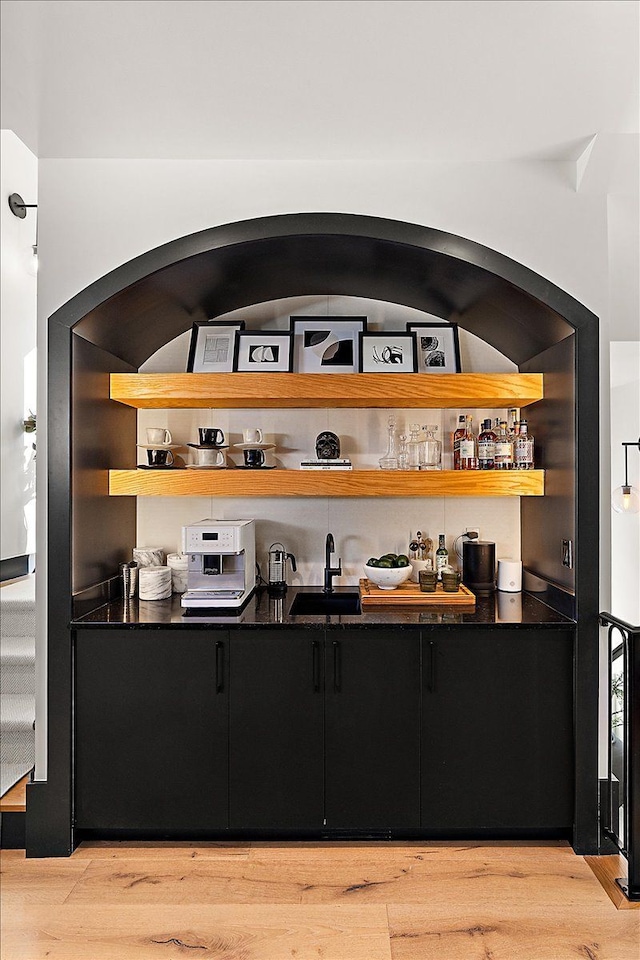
[184,523,243,554]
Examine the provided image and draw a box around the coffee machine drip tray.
[183,589,245,606]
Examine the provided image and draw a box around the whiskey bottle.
[477,418,497,470]
[452,415,466,470]
[459,416,478,470]
[507,408,520,440]
[514,419,535,469]
[494,420,513,470]
[435,534,448,581]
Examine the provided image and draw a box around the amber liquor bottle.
[459,416,478,470]
[452,415,466,470]
[477,418,497,469]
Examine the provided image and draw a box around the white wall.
[0,130,37,565]
[33,153,638,778]
[610,343,640,626]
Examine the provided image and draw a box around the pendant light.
[611,439,640,514]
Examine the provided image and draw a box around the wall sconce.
[8,193,38,272]
[611,438,640,514]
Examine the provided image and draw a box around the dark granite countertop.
[73,586,575,630]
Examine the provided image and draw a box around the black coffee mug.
[147,448,174,467]
[244,448,265,468]
[198,427,224,447]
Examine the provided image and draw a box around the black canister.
[462,540,496,595]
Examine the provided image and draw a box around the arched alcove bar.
[29,213,599,857]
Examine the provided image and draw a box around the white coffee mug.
[146,427,172,445]
[243,427,263,444]
[194,447,226,467]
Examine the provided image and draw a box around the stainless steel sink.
[288,590,362,616]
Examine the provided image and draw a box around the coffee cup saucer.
[186,463,227,469]
[232,442,276,451]
[137,443,182,450]
[187,442,229,450]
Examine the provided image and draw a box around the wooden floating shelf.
[109,469,545,498]
[110,372,544,409]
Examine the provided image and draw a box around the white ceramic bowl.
[363,563,412,590]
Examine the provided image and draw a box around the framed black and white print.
[290,316,367,373]
[359,332,417,373]
[233,331,293,372]
[406,322,461,373]
[186,320,246,373]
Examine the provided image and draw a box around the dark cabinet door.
[229,629,324,829]
[324,629,421,829]
[75,629,228,831]
[421,629,574,830]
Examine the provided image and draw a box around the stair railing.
[600,610,640,901]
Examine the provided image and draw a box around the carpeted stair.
[1,592,36,797]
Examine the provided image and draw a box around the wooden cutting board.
[359,578,476,608]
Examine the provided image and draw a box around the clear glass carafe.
[379,414,399,470]
[420,424,441,470]
[397,434,410,470]
[406,423,422,469]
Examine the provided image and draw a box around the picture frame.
[406,321,461,373]
[186,319,245,373]
[359,332,417,373]
[233,331,293,373]
[290,316,367,373]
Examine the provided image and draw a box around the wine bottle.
[435,534,448,581]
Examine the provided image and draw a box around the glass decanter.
[406,423,422,469]
[397,433,410,470]
[420,424,442,470]
[379,414,399,470]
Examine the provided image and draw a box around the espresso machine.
[181,519,255,609]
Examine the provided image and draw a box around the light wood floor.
[1,840,639,959]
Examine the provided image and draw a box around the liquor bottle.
[477,418,497,470]
[494,419,513,470]
[435,534,448,581]
[406,423,422,469]
[459,416,478,470]
[514,419,535,469]
[452,415,466,469]
[507,408,520,440]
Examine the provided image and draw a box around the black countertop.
[73,586,574,630]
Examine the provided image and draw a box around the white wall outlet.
[465,527,480,541]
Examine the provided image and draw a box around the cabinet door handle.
[333,640,341,692]
[312,640,320,691]
[427,640,436,692]
[215,641,224,693]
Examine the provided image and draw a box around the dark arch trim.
[50,213,596,368]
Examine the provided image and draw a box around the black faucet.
[323,533,342,593]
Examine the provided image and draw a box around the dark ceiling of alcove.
[53,213,593,369]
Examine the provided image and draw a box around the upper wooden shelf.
[110,372,544,409]
[109,469,545,498]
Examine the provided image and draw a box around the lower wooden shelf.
[108,469,545,498]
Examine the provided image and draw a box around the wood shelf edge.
[110,372,544,409]
[109,469,545,498]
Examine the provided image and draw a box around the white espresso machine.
[181,519,255,609]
